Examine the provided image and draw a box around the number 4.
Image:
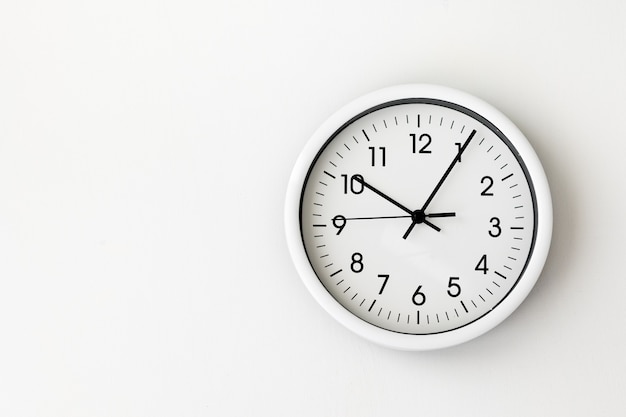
[475,254,489,274]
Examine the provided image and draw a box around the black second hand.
[343,212,455,221]
[352,175,443,232]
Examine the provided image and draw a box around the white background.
[1,1,625,416]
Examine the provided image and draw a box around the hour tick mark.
[501,173,513,181]
[330,269,342,277]
[362,129,370,141]
[368,299,377,312]
[461,300,469,313]
[495,271,507,279]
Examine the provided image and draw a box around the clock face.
[286,85,552,350]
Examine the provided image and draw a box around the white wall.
[1,1,625,416]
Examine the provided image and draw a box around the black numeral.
[368,146,386,167]
[481,176,494,196]
[410,133,432,154]
[475,254,489,274]
[332,215,346,235]
[489,217,501,237]
[412,285,426,306]
[341,174,364,194]
[447,277,461,297]
[377,274,390,295]
[350,252,364,273]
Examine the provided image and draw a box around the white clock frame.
[285,84,552,350]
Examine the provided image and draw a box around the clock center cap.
[412,209,426,224]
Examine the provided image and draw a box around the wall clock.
[285,84,552,350]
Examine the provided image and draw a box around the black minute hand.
[401,129,475,240]
[420,129,476,211]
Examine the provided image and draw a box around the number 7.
[377,274,390,294]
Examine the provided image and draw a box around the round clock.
[285,84,552,350]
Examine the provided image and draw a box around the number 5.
[447,277,461,297]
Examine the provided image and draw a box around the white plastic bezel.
[285,84,552,350]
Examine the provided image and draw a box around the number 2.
[481,176,494,196]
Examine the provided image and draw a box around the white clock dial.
[286,85,552,350]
